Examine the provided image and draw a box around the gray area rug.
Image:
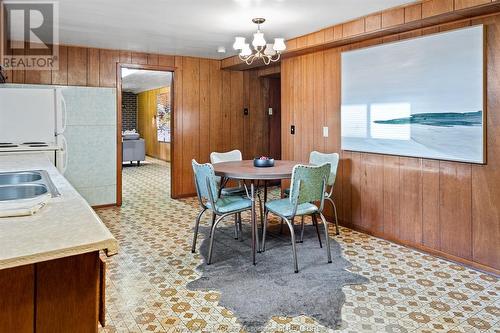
[187,221,368,333]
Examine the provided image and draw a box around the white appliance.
[0,87,67,173]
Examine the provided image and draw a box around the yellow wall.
[137,87,171,161]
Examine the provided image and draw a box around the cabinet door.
[0,265,35,333]
[36,252,100,333]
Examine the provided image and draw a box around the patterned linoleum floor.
[95,158,499,333]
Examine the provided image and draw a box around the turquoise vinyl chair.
[262,163,332,273]
[283,151,340,236]
[191,160,253,265]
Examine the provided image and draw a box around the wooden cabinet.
[0,251,105,333]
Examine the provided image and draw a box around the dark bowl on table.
[254,157,275,167]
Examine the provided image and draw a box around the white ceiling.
[121,69,172,94]
[57,0,414,59]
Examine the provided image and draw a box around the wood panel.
[405,4,423,23]
[422,160,440,249]
[365,14,382,32]
[383,156,400,239]
[361,154,384,234]
[343,18,366,37]
[52,45,68,85]
[422,0,455,18]
[87,48,100,86]
[99,49,119,87]
[470,14,500,269]
[382,8,405,27]
[455,0,491,10]
[36,252,100,333]
[67,46,88,86]
[0,265,34,333]
[439,162,472,259]
[137,87,171,161]
[399,158,423,244]
[181,57,200,194]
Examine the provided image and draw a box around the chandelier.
[232,18,286,66]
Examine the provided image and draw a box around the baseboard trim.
[337,222,499,276]
[92,203,117,209]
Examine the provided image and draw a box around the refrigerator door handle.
[56,90,67,135]
[58,134,68,175]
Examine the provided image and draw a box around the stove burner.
[0,144,18,148]
[28,144,49,147]
[22,141,46,145]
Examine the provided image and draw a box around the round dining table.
[213,160,299,265]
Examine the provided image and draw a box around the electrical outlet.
[268,107,273,115]
[323,126,329,138]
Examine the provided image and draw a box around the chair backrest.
[289,163,331,208]
[191,159,218,204]
[309,151,339,186]
[210,149,242,164]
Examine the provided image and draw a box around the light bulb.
[233,37,245,50]
[252,31,266,48]
[273,38,286,52]
[264,43,276,56]
[240,43,252,57]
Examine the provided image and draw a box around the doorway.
[117,64,175,206]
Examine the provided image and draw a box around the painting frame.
[340,25,487,165]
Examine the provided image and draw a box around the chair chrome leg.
[312,213,322,248]
[326,197,340,235]
[257,192,264,234]
[234,213,239,240]
[319,213,332,263]
[261,209,269,252]
[238,212,243,242]
[207,214,228,265]
[191,208,206,253]
[210,213,216,237]
[283,217,299,273]
[299,216,305,243]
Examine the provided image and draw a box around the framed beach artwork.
[340,25,485,164]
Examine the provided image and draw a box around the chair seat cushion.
[221,187,246,196]
[265,198,318,218]
[206,196,252,214]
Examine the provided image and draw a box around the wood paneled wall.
[281,14,500,272]
[137,87,171,161]
[4,45,272,199]
[172,58,271,196]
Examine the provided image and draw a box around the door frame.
[116,63,176,206]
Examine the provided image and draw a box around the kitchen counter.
[0,152,117,270]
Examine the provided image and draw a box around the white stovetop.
[0,152,118,270]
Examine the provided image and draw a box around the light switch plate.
[323,126,329,137]
[268,107,273,115]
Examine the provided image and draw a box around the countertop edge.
[0,238,118,270]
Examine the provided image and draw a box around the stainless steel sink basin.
[0,171,42,185]
[0,184,48,201]
[0,170,59,203]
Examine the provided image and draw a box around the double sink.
[0,170,60,202]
